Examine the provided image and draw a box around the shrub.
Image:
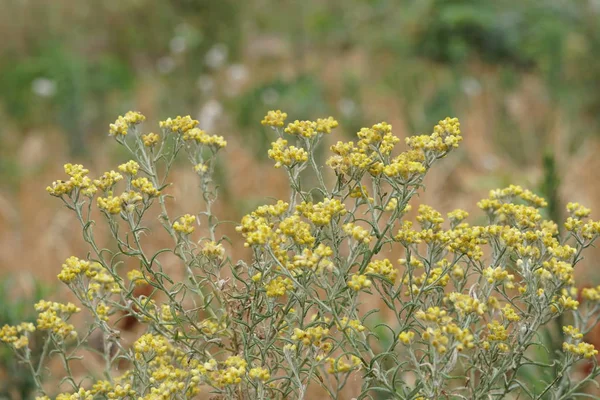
[3,109,600,399]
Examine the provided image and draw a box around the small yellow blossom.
[261,110,288,127]
[93,170,123,191]
[365,259,397,283]
[58,256,90,283]
[131,177,160,197]
[159,115,199,134]
[265,277,294,297]
[142,132,160,147]
[268,138,308,168]
[347,274,372,291]
[249,367,271,381]
[201,241,225,259]
[398,331,415,344]
[118,160,140,176]
[563,341,598,359]
[97,195,122,214]
[109,111,145,137]
[343,223,371,244]
[173,214,196,235]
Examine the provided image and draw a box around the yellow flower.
[131,177,160,197]
[201,241,225,259]
[109,111,145,137]
[58,256,90,283]
[142,132,160,147]
[343,223,371,244]
[265,277,294,297]
[268,138,308,168]
[285,120,318,138]
[347,274,371,291]
[118,160,140,176]
[97,195,122,214]
[297,198,346,226]
[365,259,397,283]
[563,341,598,358]
[261,110,288,127]
[93,170,123,191]
[398,331,415,344]
[173,214,196,235]
[159,115,199,134]
[249,367,271,381]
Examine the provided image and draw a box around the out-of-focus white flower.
[31,78,57,98]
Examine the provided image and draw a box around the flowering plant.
[3,109,600,399]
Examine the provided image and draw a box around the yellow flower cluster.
[46,164,93,197]
[347,274,372,291]
[210,355,248,388]
[284,117,338,138]
[337,317,366,333]
[557,293,579,310]
[356,122,399,155]
[416,307,451,325]
[182,127,227,149]
[365,259,397,283]
[416,204,444,230]
[237,215,274,246]
[127,269,146,285]
[201,241,225,259]
[265,277,294,297]
[395,221,421,245]
[261,110,288,128]
[488,185,548,208]
[268,138,308,168]
[249,366,271,381]
[142,132,160,147]
[385,197,398,211]
[326,355,361,373]
[57,256,91,283]
[582,286,600,301]
[198,319,227,336]
[131,177,160,197]
[486,320,508,342]
[291,325,330,346]
[275,216,314,248]
[297,198,346,226]
[118,160,140,176]
[563,325,583,340]
[93,170,123,191]
[483,266,515,288]
[447,209,469,223]
[59,259,120,297]
[563,342,598,359]
[398,331,415,344]
[109,111,146,137]
[0,322,35,349]
[324,120,438,179]
[55,388,94,400]
[405,117,462,157]
[447,292,487,317]
[291,244,334,273]
[159,115,199,134]
[382,150,426,180]
[97,194,122,214]
[343,223,371,243]
[502,304,520,322]
[173,214,196,234]
[34,300,80,339]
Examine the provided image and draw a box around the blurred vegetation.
[0,0,599,164]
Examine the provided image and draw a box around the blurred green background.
[2,0,600,397]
